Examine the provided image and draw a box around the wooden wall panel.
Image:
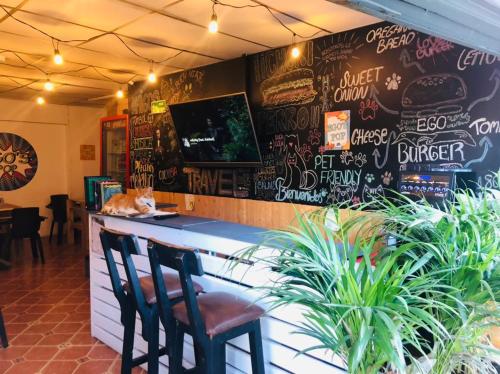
[151,191,315,230]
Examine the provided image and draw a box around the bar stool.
[99,228,203,374]
[0,308,8,348]
[147,238,266,374]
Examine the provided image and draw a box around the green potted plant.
[236,172,500,373]
[237,206,455,373]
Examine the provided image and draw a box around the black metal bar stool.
[0,308,8,348]
[99,228,203,374]
[147,238,266,374]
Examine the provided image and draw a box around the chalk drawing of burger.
[401,73,467,118]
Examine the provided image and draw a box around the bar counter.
[89,213,345,374]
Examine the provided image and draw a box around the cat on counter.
[101,187,156,216]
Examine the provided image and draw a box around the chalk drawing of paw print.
[308,129,321,145]
[385,73,401,91]
[354,153,367,168]
[365,173,375,183]
[340,151,354,165]
[358,99,379,120]
[320,188,328,197]
[300,144,312,162]
[381,171,393,186]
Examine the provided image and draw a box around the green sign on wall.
[151,100,167,114]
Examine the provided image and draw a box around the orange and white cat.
[101,187,156,216]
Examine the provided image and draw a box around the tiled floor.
[0,238,146,374]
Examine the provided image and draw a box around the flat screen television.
[169,92,262,167]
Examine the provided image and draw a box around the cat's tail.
[300,170,318,190]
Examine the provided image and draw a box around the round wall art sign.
[0,133,38,191]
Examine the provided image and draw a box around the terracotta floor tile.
[70,332,97,346]
[53,345,91,360]
[24,346,60,360]
[10,333,44,346]
[64,312,89,323]
[11,313,43,323]
[108,359,146,374]
[3,323,28,335]
[24,304,54,314]
[52,322,83,334]
[2,305,27,314]
[23,323,58,334]
[60,295,85,304]
[0,346,29,361]
[4,360,46,374]
[37,333,74,346]
[88,345,118,360]
[73,359,114,374]
[0,360,13,373]
[0,239,123,374]
[39,313,68,323]
[49,304,79,314]
[40,360,79,374]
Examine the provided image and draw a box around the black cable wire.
[0,78,38,93]
[211,0,325,39]
[1,48,136,85]
[0,1,328,95]
[0,5,184,65]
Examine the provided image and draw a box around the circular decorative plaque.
[0,133,38,191]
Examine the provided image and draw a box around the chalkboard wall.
[128,21,500,206]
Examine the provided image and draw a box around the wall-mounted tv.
[169,92,262,167]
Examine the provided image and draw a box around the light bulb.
[53,49,63,65]
[36,96,45,105]
[116,88,124,98]
[147,69,157,83]
[208,13,218,33]
[291,46,300,58]
[44,79,54,91]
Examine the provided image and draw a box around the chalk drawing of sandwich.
[261,68,318,107]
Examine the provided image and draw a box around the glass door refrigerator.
[100,114,129,190]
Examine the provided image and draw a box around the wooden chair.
[147,238,266,374]
[99,228,203,374]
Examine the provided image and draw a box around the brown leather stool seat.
[172,292,264,338]
[124,273,203,304]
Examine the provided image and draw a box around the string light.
[53,44,63,65]
[116,88,124,98]
[208,2,218,33]
[291,34,300,59]
[43,78,54,91]
[36,96,45,105]
[147,65,157,83]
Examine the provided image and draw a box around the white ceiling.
[0,0,378,106]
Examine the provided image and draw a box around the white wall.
[67,106,103,199]
[0,97,105,235]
